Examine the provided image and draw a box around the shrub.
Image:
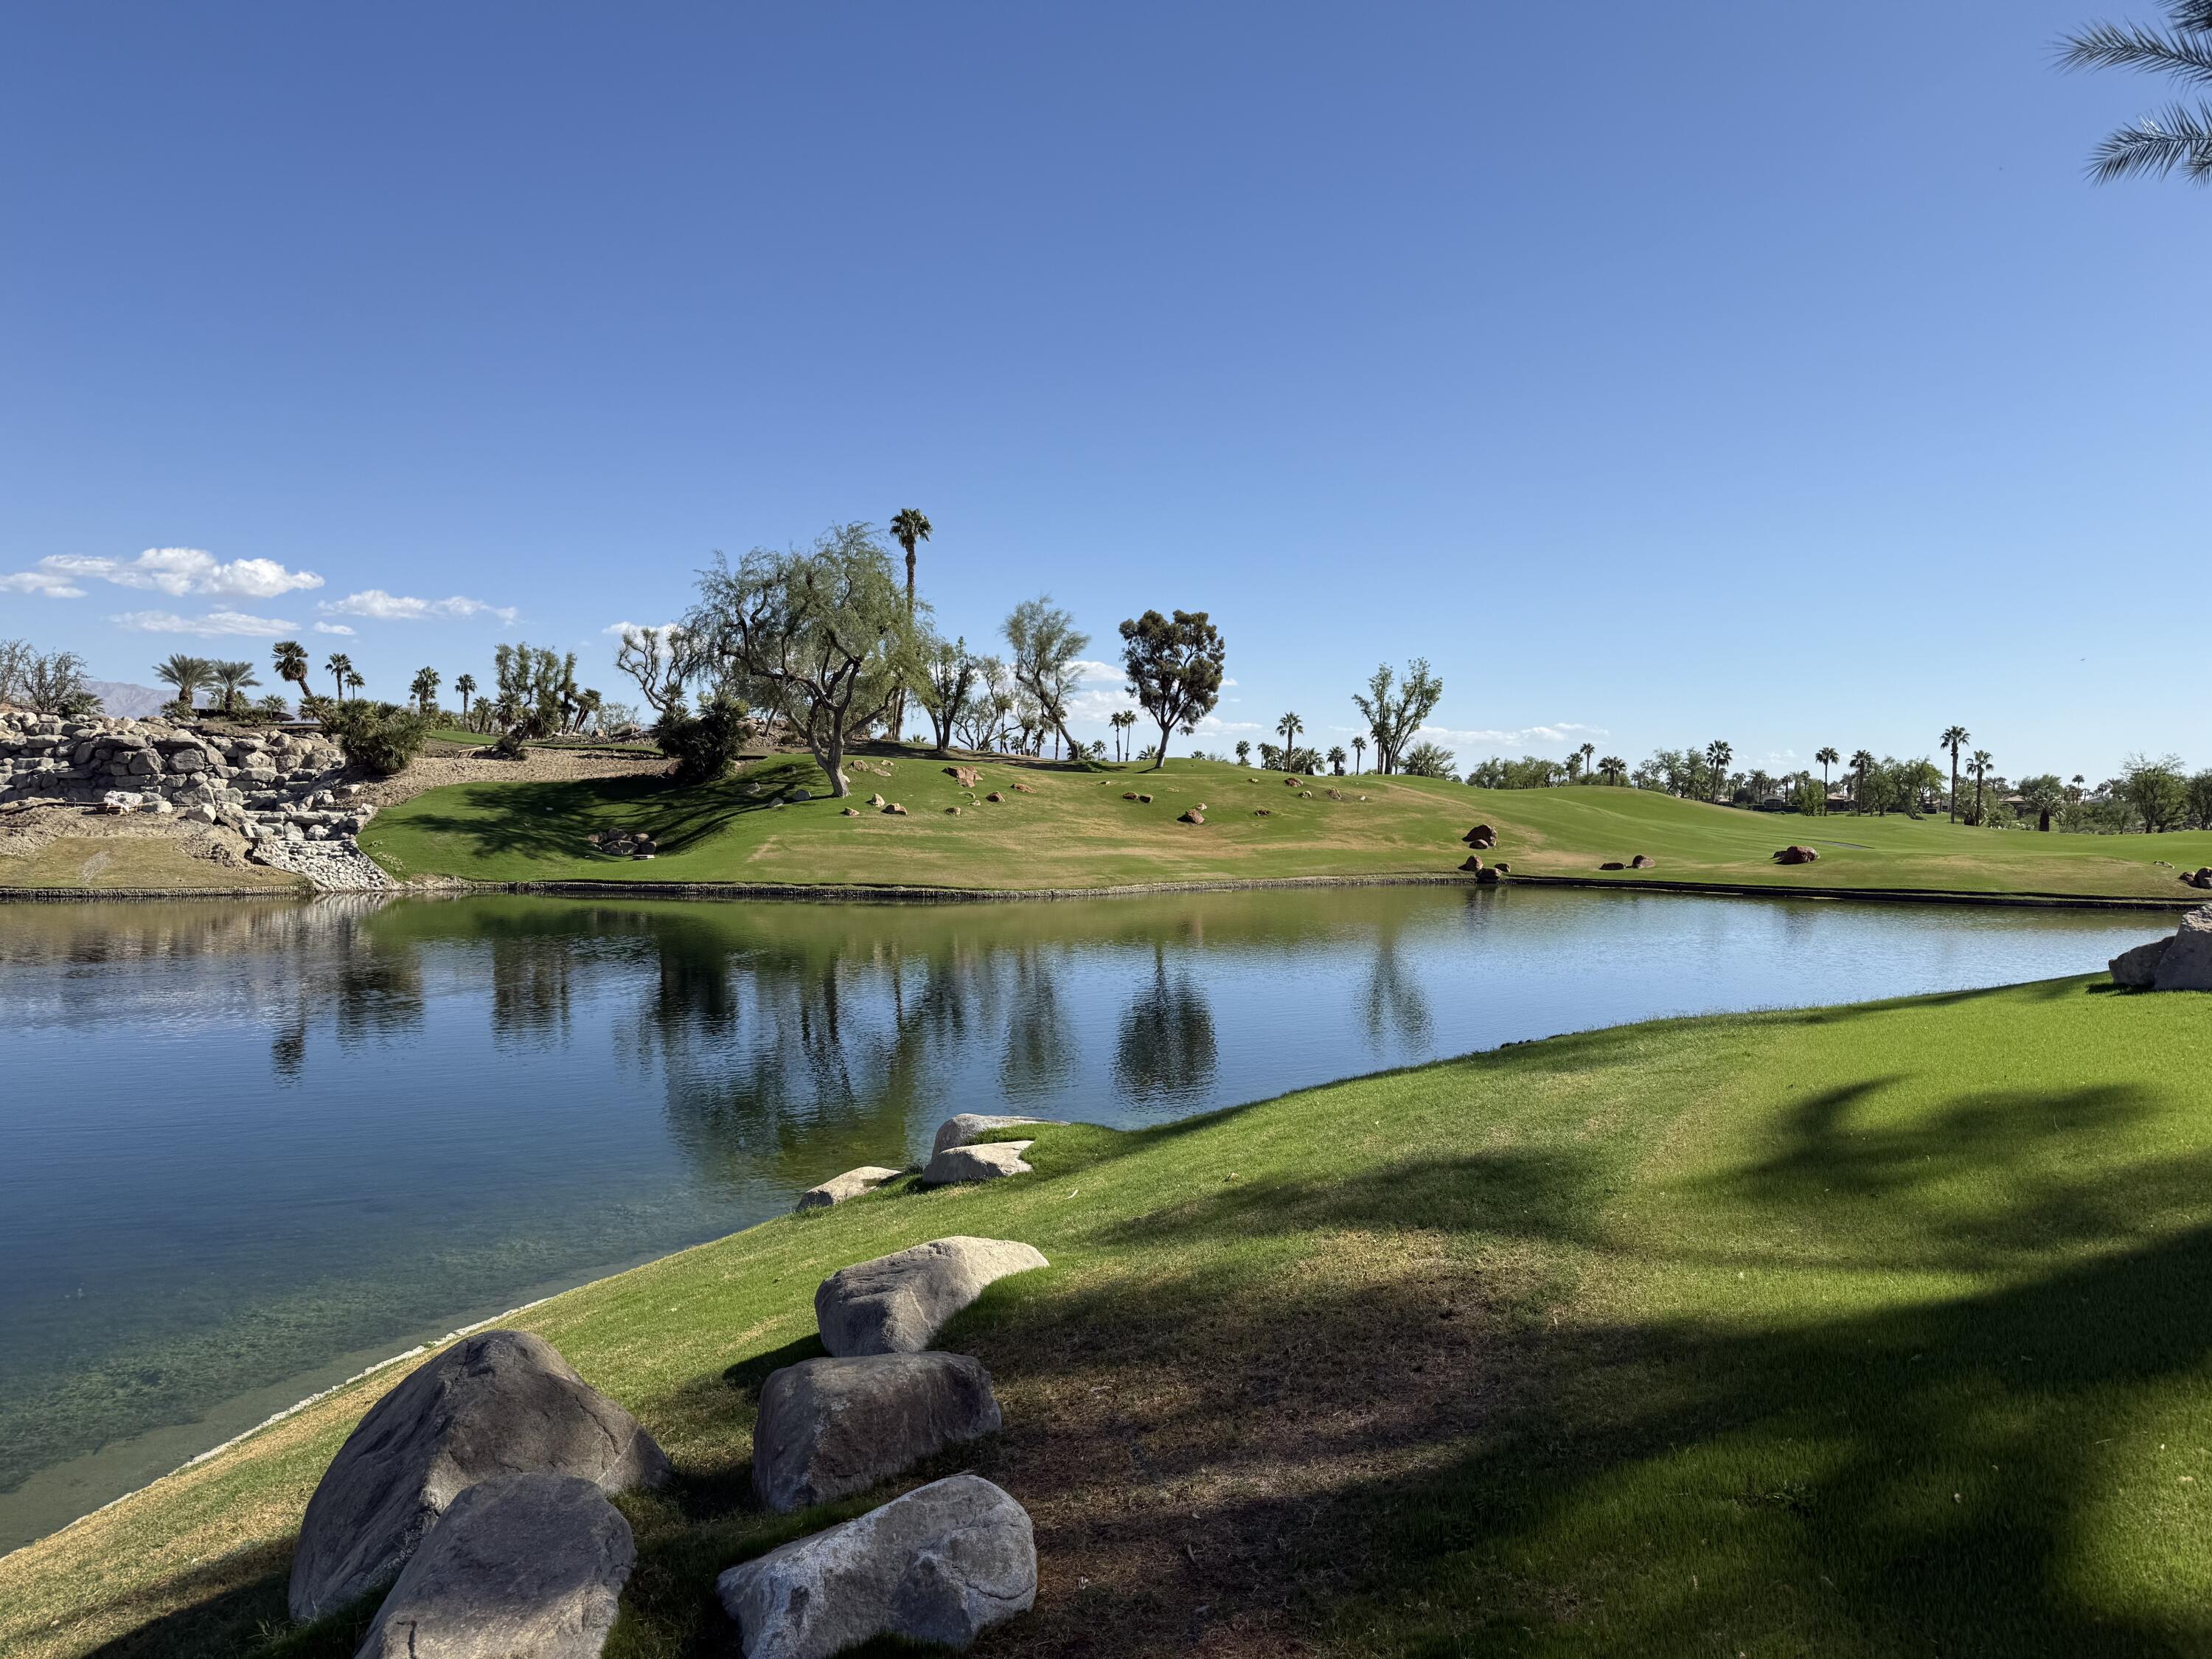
[656,692,751,785]
[321,700,431,776]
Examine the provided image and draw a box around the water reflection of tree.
[1360,913,1433,1056]
[1113,946,1217,1102]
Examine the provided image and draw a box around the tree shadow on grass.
[391,759,830,867]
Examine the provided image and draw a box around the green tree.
[2018,773,2067,832]
[323,651,354,703]
[1234,737,1252,766]
[1351,659,1443,775]
[1003,596,1089,761]
[1939,726,1970,821]
[154,653,212,713]
[911,631,978,758]
[2187,768,2212,830]
[1401,740,1456,779]
[1351,734,1366,774]
[1703,740,1733,803]
[410,667,442,715]
[454,673,476,723]
[1815,745,1840,811]
[1967,748,1994,824]
[1276,711,1304,769]
[272,640,309,696]
[2062,3,2212,182]
[1119,608,1225,771]
[2122,752,2189,832]
[681,523,914,797]
[1577,740,1596,782]
[1597,754,1627,785]
[1327,744,1347,774]
[210,659,260,715]
[887,509,932,739]
[1848,748,1875,813]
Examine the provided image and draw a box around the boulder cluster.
[1457,824,1509,883]
[2178,866,2212,891]
[2110,905,2212,992]
[285,1114,1059,1656]
[587,828,658,860]
[1773,844,1819,866]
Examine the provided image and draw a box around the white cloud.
[602,620,683,641]
[46,547,321,599]
[320,589,520,625]
[1068,658,1125,686]
[0,566,86,597]
[109,609,298,638]
[313,621,355,635]
[1419,720,1610,751]
[1194,713,1264,734]
[1220,677,1237,688]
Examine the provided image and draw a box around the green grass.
[0,835,302,892]
[358,754,2212,899]
[12,974,2212,1656]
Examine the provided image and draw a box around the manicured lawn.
[11,974,2212,1657]
[357,754,2212,899]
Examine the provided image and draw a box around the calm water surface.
[0,886,2165,1549]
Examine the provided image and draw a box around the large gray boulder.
[289,1329,671,1621]
[355,1473,634,1659]
[716,1474,1035,1658]
[2155,906,2212,991]
[2111,935,2172,988]
[795,1166,904,1212]
[930,1114,1062,1156]
[752,1353,1001,1512]
[815,1238,1048,1358]
[921,1141,1034,1186]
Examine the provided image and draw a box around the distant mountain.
[84,681,172,719]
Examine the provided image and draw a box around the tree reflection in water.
[1115,945,1217,1102]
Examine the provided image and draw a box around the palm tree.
[1352,735,1366,775]
[1109,708,1137,762]
[2062,5,2212,183]
[1565,749,1582,782]
[1327,744,1347,775]
[1276,711,1304,771]
[455,673,477,724]
[1815,745,1840,812]
[1703,739,1733,803]
[153,653,211,713]
[1577,740,1596,782]
[272,639,309,696]
[210,660,259,715]
[345,668,365,700]
[324,652,354,702]
[410,667,441,715]
[887,509,932,738]
[1969,749,1994,825]
[1597,754,1627,785]
[1234,739,1251,766]
[1938,726,1970,821]
[1849,749,1875,813]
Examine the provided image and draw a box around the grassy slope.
[12,976,2212,1657]
[358,754,2212,899]
[0,835,300,891]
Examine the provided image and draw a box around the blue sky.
[1,1,2204,779]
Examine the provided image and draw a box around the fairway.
[10,973,2212,1658]
[357,754,2212,900]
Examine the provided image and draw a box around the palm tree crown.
[2062,3,2212,183]
[272,640,309,688]
[154,653,212,712]
[324,653,354,701]
[1276,711,1304,768]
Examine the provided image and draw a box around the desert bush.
[657,692,751,785]
[321,700,431,776]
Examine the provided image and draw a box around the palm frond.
[2061,20,2212,83]
[2086,100,2212,180]
[2171,1,2212,35]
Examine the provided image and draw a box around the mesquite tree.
[681,524,913,798]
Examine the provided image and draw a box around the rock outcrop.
[1774,845,1819,865]
[2112,906,2212,992]
[716,1475,1036,1658]
[931,1114,1058,1155]
[751,1354,1001,1512]
[288,1329,670,1621]
[355,1473,635,1659]
[796,1166,905,1211]
[922,1141,1034,1185]
[815,1238,1048,1358]
[0,711,390,888]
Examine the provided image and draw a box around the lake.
[0,885,2165,1551]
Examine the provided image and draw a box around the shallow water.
[0,885,2164,1549]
